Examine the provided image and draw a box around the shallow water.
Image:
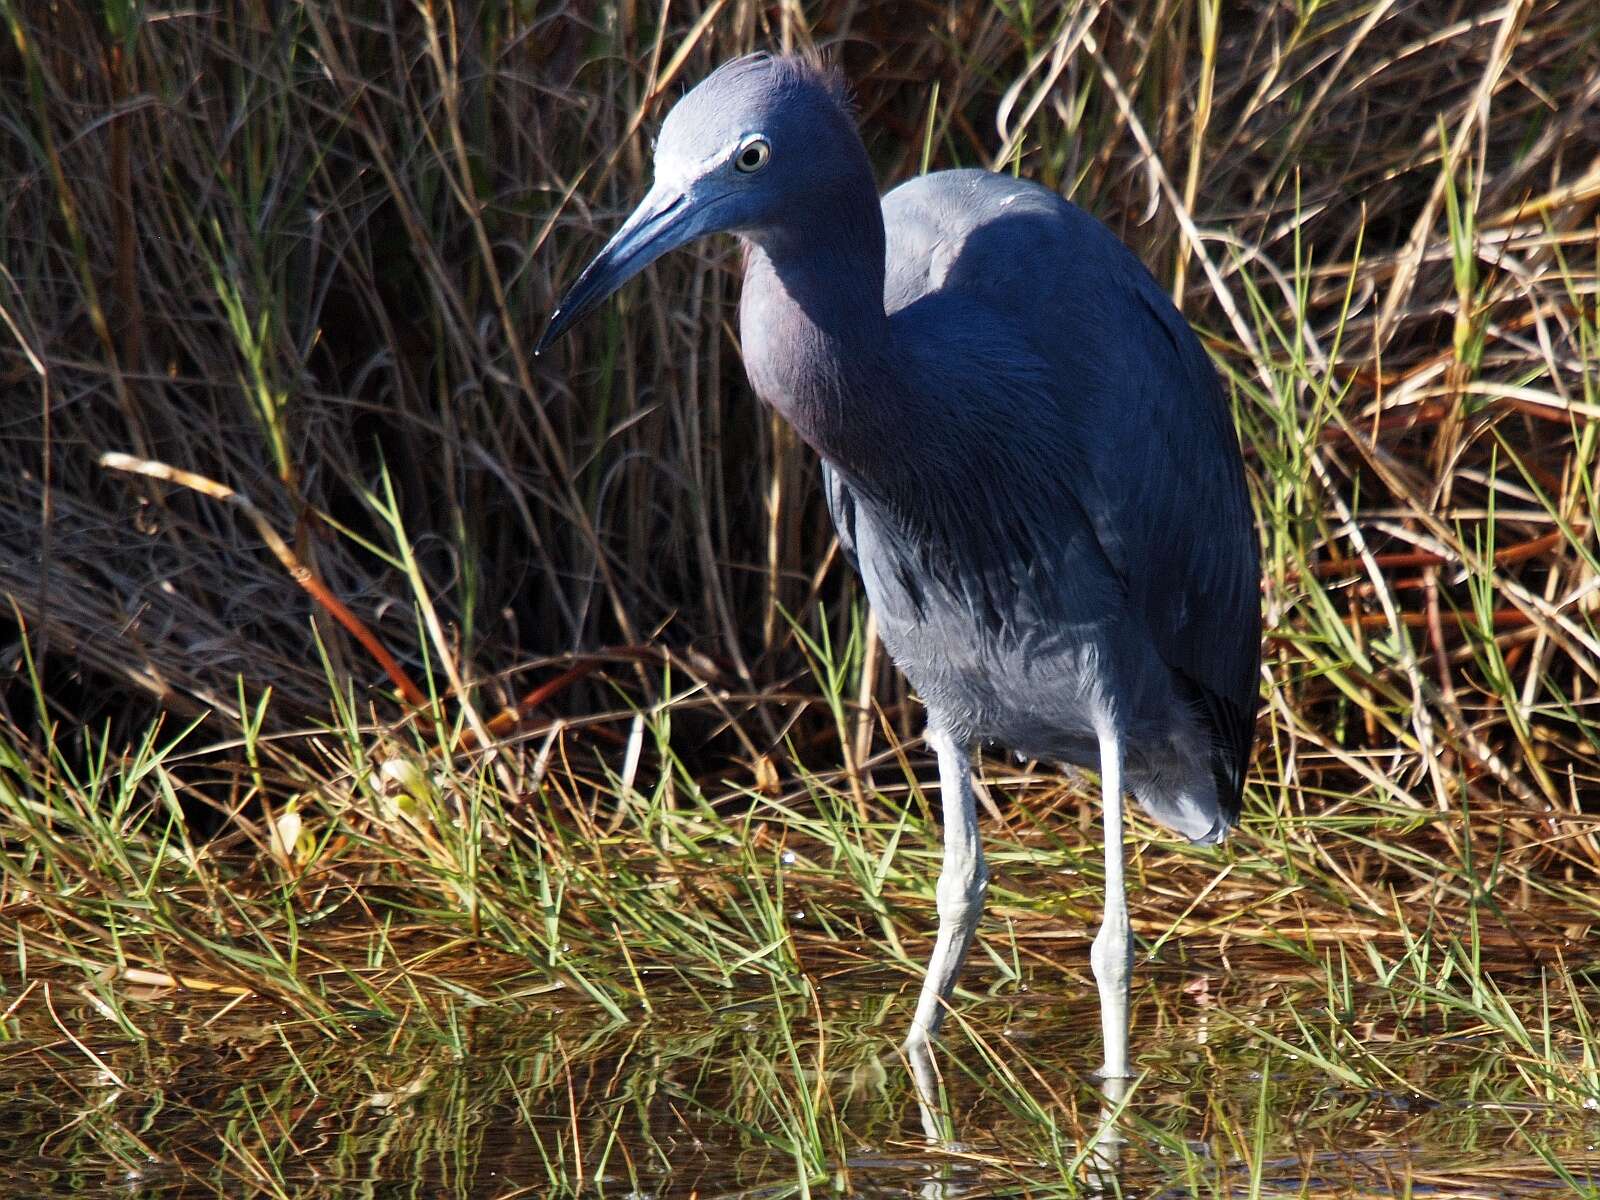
[4,960,1597,1198]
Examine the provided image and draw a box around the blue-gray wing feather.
[876,170,1261,813]
[822,461,859,572]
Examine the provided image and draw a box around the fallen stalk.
[99,451,428,708]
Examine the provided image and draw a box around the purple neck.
[737,213,898,477]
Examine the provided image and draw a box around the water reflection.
[0,970,1594,1198]
[908,1032,1130,1199]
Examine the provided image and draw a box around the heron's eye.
[734,137,771,174]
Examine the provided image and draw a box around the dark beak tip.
[533,312,564,356]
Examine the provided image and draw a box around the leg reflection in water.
[907,1039,1134,1197]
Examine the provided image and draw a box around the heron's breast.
[850,500,1122,749]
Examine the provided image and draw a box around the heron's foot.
[903,1024,948,1142]
[1084,1073,1130,1193]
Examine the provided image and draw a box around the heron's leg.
[904,728,988,1105]
[1091,724,1133,1080]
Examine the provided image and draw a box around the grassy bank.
[1,0,1598,1195]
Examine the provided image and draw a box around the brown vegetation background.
[2,0,1597,838]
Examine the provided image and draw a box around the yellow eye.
[734,137,771,173]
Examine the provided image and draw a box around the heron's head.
[536,53,867,351]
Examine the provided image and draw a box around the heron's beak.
[536,180,717,353]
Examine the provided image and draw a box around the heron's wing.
[1108,272,1260,808]
[821,460,860,572]
[883,171,1261,809]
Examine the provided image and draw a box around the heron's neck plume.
[739,198,900,476]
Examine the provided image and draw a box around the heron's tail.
[1191,683,1252,830]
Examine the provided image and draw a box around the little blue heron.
[538,54,1260,1089]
